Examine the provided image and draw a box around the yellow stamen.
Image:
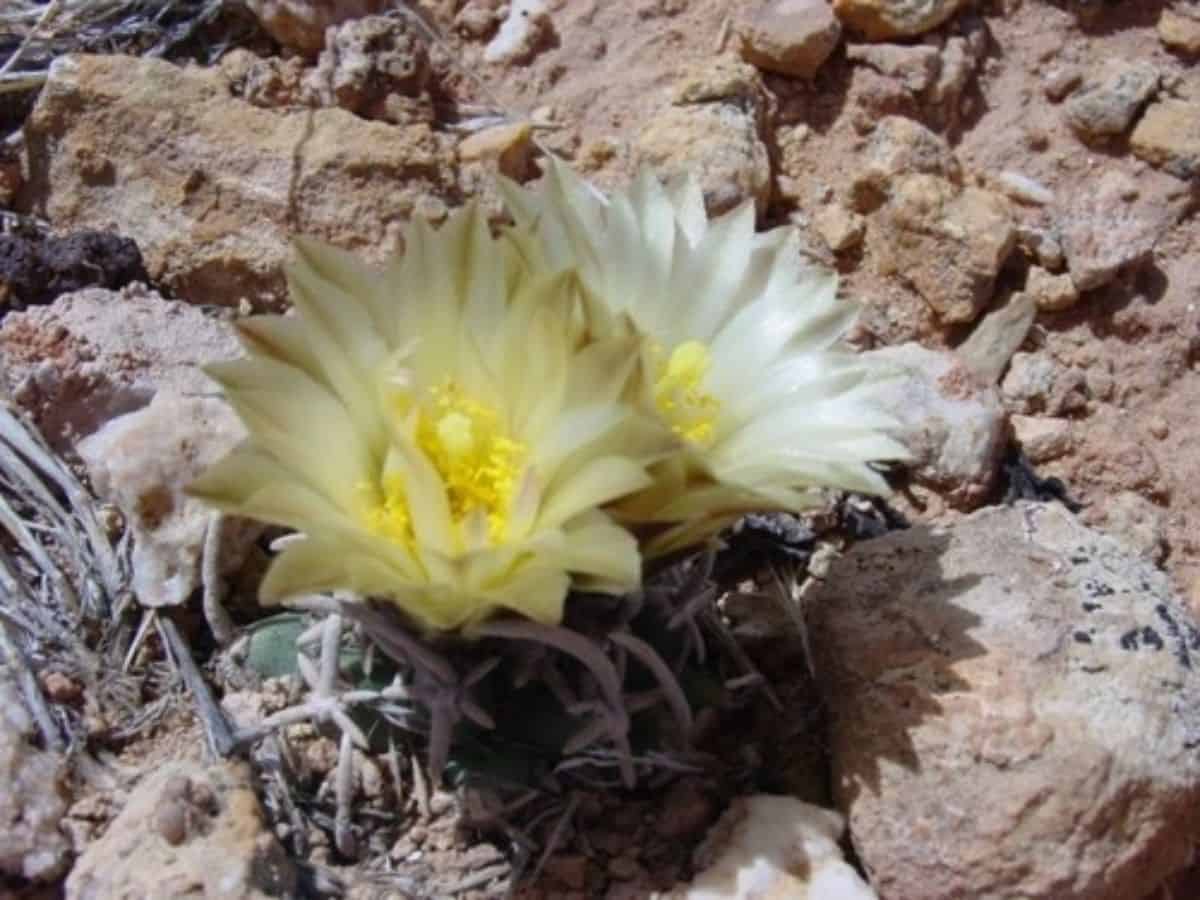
[653,340,720,446]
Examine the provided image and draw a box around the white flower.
[502,160,910,553]
[190,205,670,631]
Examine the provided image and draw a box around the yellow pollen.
[417,381,525,543]
[360,474,413,547]
[653,340,720,446]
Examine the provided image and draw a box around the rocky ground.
[1,0,1199,898]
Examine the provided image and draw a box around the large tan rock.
[870,174,1015,324]
[66,761,298,899]
[1131,99,1200,181]
[808,503,1200,900]
[736,0,843,79]
[832,0,967,40]
[19,54,459,309]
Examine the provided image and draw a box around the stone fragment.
[1159,9,1200,55]
[846,43,941,93]
[0,286,241,449]
[302,15,430,118]
[1016,224,1065,271]
[808,503,1200,900]
[455,1,502,40]
[459,122,535,180]
[1063,62,1159,140]
[871,174,1015,323]
[993,170,1054,207]
[869,342,1008,507]
[1131,99,1200,181]
[0,678,70,883]
[1010,414,1072,463]
[1042,65,1082,102]
[1095,490,1168,564]
[1001,351,1087,416]
[242,0,388,55]
[1027,266,1079,312]
[78,390,258,609]
[66,761,298,899]
[956,290,1036,386]
[637,59,771,216]
[1058,169,1188,291]
[813,203,866,252]
[849,116,960,211]
[737,0,842,79]
[484,0,553,65]
[832,0,967,40]
[19,54,459,309]
[662,795,878,899]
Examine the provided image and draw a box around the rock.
[233,54,308,109]
[19,54,459,309]
[993,170,1054,207]
[1001,351,1087,416]
[302,16,430,119]
[871,174,1015,324]
[928,33,977,111]
[1094,490,1168,564]
[455,1,502,40]
[846,43,942,94]
[1058,168,1188,291]
[657,778,718,840]
[459,122,536,180]
[77,390,258,609]
[956,290,1036,386]
[1042,65,1082,102]
[0,230,147,308]
[813,202,866,252]
[849,116,960,211]
[1016,223,1065,271]
[1010,414,1073,463]
[484,0,554,65]
[0,678,70,882]
[66,761,298,899]
[242,0,388,55]
[1131,99,1200,181]
[736,0,843,79]
[1027,266,1079,312]
[832,0,966,40]
[661,795,878,900]
[1159,8,1200,55]
[1063,62,1160,140]
[0,286,241,449]
[869,342,1008,507]
[808,503,1200,900]
[637,59,771,216]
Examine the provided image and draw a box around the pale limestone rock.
[458,122,535,180]
[302,15,430,118]
[870,174,1015,323]
[484,0,553,65]
[832,0,967,40]
[849,116,961,212]
[242,0,387,55]
[1001,351,1087,416]
[1027,266,1079,312]
[1131,99,1200,181]
[1158,8,1200,55]
[66,761,297,899]
[846,42,941,94]
[0,678,70,882]
[808,503,1200,900]
[20,54,459,309]
[813,202,866,252]
[737,0,843,79]
[869,342,1008,508]
[1011,414,1073,463]
[956,290,1036,386]
[1058,168,1189,291]
[637,59,771,216]
[658,795,877,900]
[77,390,257,609]
[1095,490,1168,564]
[0,285,241,449]
[1063,62,1159,140]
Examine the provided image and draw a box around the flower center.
[417,382,526,542]
[653,340,720,446]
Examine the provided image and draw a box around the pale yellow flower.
[502,161,910,554]
[189,206,669,631]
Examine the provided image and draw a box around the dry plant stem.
[528,793,579,883]
[334,729,357,857]
[0,0,61,75]
[0,617,64,750]
[156,614,235,756]
[201,512,235,646]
